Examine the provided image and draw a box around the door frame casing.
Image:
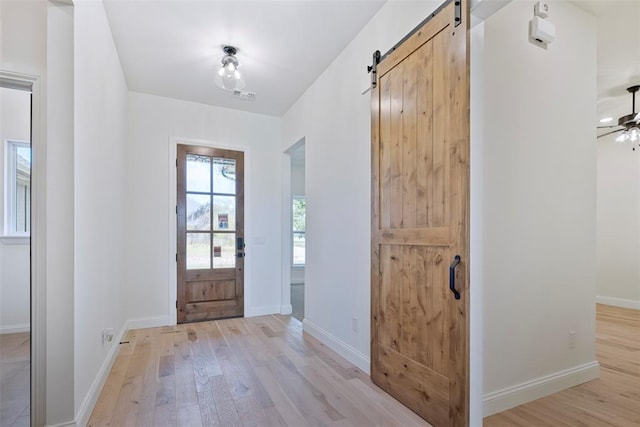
[0,69,45,427]
[168,137,252,325]
[280,136,306,316]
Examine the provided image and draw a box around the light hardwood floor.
[484,304,640,426]
[90,304,639,427]
[0,332,30,427]
[88,314,430,427]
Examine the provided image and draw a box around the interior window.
[5,140,31,235]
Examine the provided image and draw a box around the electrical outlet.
[352,317,359,333]
[568,331,577,350]
[102,328,114,344]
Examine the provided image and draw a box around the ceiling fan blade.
[597,125,619,129]
[597,129,624,139]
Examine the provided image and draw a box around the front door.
[177,144,244,323]
[370,0,470,425]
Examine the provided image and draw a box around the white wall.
[596,136,640,308]
[126,92,282,323]
[0,1,47,78]
[291,161,305,197]
[281,0,475,410]
[2,0,81,424]
[0,87,31,333]
[47,2,76,424]
[482,0,598,415]
[469,18,485,424]
[0,242,30,331]
[1,1,77,425]
[74,0,129,422]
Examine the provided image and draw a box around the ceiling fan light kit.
[214,45,246,91]
[599,85,640,147]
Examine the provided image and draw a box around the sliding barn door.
[370,0,470,425]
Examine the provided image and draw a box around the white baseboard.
[245,305,280,317]
[483,360,600,417]
[74,315,172,426]
[46,421,78,427]
[74,323,128,427]
[0,323,30,334]
[303,319,370,374]
[596,296,640,310]
[126,315,170,330]
[280,304,293,315]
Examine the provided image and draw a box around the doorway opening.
[289,142,305,322]
[0,82,32,427]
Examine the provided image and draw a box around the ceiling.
[572,1,640,136]
[103,0,386,117]
[104,1,639,124]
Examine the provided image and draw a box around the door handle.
[237,237,245,258]
[449,255,461,300]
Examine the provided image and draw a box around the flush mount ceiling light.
[598,85,640,147]
[215,45,245,91]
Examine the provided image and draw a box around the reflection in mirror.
[0,86,31,426]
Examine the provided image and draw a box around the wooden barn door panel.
[371,0,469,425]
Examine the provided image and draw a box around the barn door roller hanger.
[366,0,462,89]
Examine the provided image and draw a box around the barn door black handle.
[449,255,461,300]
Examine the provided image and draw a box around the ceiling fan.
[597,85,640,144]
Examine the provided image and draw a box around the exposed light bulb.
[224,61,236,73]
[221,76,237,90]
[616,132,628,143]
[629,127,640,142]
[214,46,245,91]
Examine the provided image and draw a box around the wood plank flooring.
[0,332,30,427]
[88,315,430,427]
[90,304,639,427]
[484,304,640,426]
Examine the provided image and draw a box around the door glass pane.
[213,233,235,268]
[213,195,236,231]
[213,157,236,194]
[186,194,211,231]
[187,233,210,269]
[187,154,210,193]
